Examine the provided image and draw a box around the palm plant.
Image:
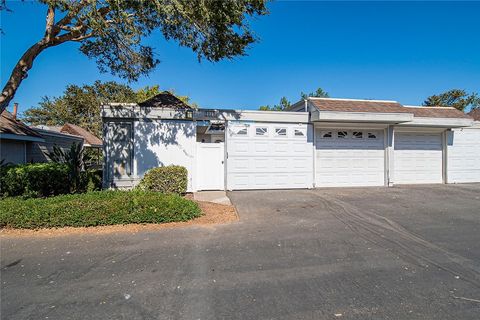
[46,142,86,192]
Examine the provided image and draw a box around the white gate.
[196,143,225,190]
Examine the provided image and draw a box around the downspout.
[304,99,308,112]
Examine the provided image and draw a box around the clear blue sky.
[1,1,479,114]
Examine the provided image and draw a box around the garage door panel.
[316,129,385,187]
[227,123,313,190]
[394,132,443,184]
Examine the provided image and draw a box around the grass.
[0,191,202,229]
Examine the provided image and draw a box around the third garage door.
[394,131,443,184]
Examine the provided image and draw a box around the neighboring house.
[30,125,84,163]
[35,123,103,166]
[102,92,480,191]
[468,108,480,121]
[0,108,98,165]
[0,110,45,164]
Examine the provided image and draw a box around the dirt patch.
[0,200,238,238]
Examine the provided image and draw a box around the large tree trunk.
[0,41,49,113]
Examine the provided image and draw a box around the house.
[0,110,45,164]
[34,123,103,166]
[0,105,101,165]
[101,92,480,190]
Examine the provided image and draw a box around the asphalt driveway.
[2,184,480,319]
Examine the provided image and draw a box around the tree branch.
[44,6,55,42]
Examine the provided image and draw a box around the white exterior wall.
[133,120,196,191]
[447,126,480,183]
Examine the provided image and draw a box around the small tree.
[259,87,329,111]
[0,0,268,112]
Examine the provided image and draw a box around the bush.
[0,163,71,198]
[138,165,188,194]
[0,191,202,229]
[79,169,103,192]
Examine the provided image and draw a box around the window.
[275,128,287,136]
[321,131,333,138]
[294,128,306,137]
[337,131,348,139]
[352,131,363,139]
[233,126,248,135]
[367,132,377,139]
[256,127,268,136]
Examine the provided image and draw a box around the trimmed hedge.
[0,163,71,198]
[138,165,188,194]
[0,191,202,229]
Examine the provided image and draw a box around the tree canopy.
[22,81,195,137]
[259,87,329,111]
[423,89,479,112]
[0,0,268,112]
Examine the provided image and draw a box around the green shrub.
[138,165,188,194]
[0,191,202,229]
[0,163,71,198]
[79,169,103,192]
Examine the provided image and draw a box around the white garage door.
[226,122,314,190]
[394,132,443,184]
[316,129,385,187]
[447,128,480,183]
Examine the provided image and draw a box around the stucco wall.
[133,120,196,191]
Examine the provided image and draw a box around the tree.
[259,87,329,111]
[259,96,291,111]
[0,0,268,112]
[423,89,479,112]
[301,87,329,99]
[23,81,175,137]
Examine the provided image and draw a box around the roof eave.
[311,110,414,123]
[397,117,474,128]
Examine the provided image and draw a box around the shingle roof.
[467,108,480,121]
[405,106,472,119]
[308,98,472,119]
[60,123,102,147]
[0,111,43,139]
[309,98,411,114]
[138,91,192,109]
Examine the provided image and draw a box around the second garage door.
[394,131,443,184]
[316,129,385,187]
[226,122,314,190]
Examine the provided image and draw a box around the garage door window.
[352,131,363,139]
[337,131,348,139]
[294,128,306,137]
[275,128,287,136]
[233,126,248,136]
[321,131,333,138]
[255,127,268,136]
[367,132,378,139]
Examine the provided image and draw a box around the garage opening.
[394,131,443,184]
[226,122,314,190]
[315,128,385,187]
